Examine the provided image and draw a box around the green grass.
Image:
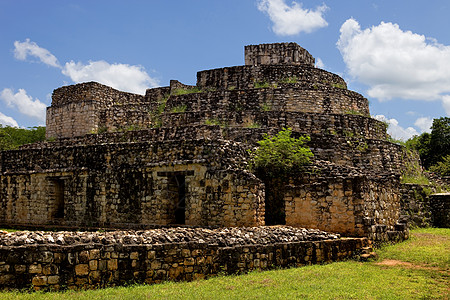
[171,87,203,95]
[2,228,449,299]
[400,174,431,185]
[377,227,450,269]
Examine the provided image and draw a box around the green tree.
[429,117,450,167]
[249,128,313,175]
[0,126,46,150]
[406,117,450,170]
[430,154,450,176]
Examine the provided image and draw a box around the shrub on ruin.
[430,154,450,177]
[249,128,313,175]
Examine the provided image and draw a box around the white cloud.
[257,0,328,35]
[414,117,433,133]
[0,112,19,127]
[315,58,325,69]
[0,88,46,121]
[62,60,158,94]
[14,39,61,68]
[13,39,159,95]
[337,19,450,106]
[374,114,419,141]
[442,95,450,115]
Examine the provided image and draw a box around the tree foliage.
[0,126,46,150]
[429,154,450,176]
[249,128,313,175]
[406,117,450,171]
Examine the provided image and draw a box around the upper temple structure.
[0,43,416,242]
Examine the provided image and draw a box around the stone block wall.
[163,111,385,140]
[0,139,264,229]
[429,193,450,228]
[245,43,315,66]
[282,164,404,241]
[165,87,368,118]
[51,82,146,107]
[196,65,346,91]
[47,82,146,139]
[0,237,368,290]
[46,101,99,139]
[399,184,433,227]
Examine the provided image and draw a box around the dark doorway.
[264,178,286,225]
[49,178,65,219]
[168,174,186,224]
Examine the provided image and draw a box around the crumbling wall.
[430,193,449,228]
[47,82,147,139]
[197,65,346,91]
[282,164,405,242]
[245,43,315,66]
[0,232,368,291]
[0,139,264,228]
[165,87,368,119]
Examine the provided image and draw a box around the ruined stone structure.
[0,43,412,241]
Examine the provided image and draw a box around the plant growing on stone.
[332,83,346,89]
[170,105,187,113]
[172,87,203,95]
[249,128,313,174]
[260,102,272,112]
[205,118,227,127]
[280,76,298,84]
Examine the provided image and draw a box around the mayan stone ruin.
[2,42,447,289]
[1,43,415,240]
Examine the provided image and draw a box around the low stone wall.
[430,193,450,228]
[0,227,368,291]
[399,184,433,227]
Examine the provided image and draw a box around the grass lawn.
[2,228,449,300]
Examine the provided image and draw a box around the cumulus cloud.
[315,58,325,69]
[337,19,450,109]
[442,95,450,115]
[14,39,159,95]
[257,0,328,35]
[0,88,46,121]
[414,117,433,133]
[14,39,61,68]
[374,115,419,141]
[0,112,19,127]
[62,61,159,94]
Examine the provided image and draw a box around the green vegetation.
[254,81,270,88]
[429,154,450,176]
[205,118,227,127]
[400,174,430,185]
[332,83,347,89]
[260,102,272,112]
[170,105,187,113]
[0,126,46,150]
[344,109,363,116]
[2,228,448,299]
[249,128,313,174]
[245,122,261,129]
[280,76,298,84]
[171,87,203,96]
[406,117,450,172]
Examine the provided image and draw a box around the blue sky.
[0,0,449,140]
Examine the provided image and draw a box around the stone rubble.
[0,226,339,247]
